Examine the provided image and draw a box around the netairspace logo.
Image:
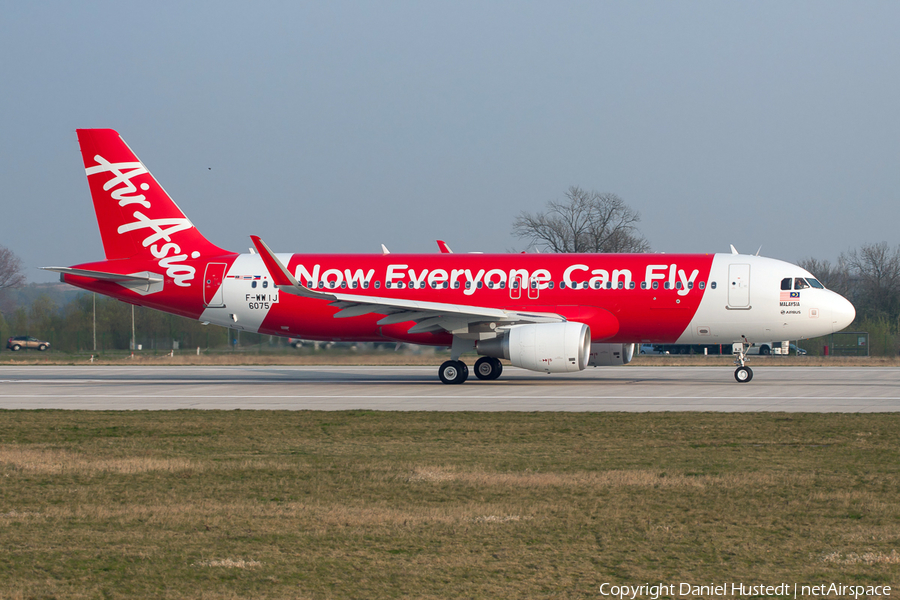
[599,582,891,599]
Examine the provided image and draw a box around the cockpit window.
[781,278,792,290]
[806,278,825,289]
[794,278,810,290]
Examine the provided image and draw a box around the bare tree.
[796,257,851,297]
[0,245,25,293]
[513,187,650,253]
[842,242,900,320]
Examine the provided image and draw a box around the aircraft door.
[203,262,227,308]
[510,274,525,300]
[728,264,751,308]
[528,276,540,300]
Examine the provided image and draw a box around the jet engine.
[476,322,591,373]
[587,343,635,366]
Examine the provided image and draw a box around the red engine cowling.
[476,322,591,373]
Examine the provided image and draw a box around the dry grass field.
[0,411,898,598]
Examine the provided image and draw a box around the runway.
[1,365,898,411]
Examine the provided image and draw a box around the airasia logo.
[85,155,198,287]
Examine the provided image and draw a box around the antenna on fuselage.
[381,244,390,255]
[730,244,739,255]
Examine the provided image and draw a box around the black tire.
[439,360,468,384]
[474,357,503,380]
[11,344,21,352]
[38,344,48,351]
[759,345,770,355]
[734,366,753,383]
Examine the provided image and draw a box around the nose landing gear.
[733,338,753,383]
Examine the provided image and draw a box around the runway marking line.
[2,394,900,401]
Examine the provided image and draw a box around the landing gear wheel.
[474,357,503,380]
[734,366,753,383]
[439,360,469,384]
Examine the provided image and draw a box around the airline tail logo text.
[85,155,199,287]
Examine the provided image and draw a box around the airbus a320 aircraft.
[46,129,855,384]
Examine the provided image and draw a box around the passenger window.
[454,282,460,289]
[606,282,612,289]
[465,282,471,289]
[548,282,554,289]
[500,281,505,289]
[629,282,635,289]
[374,281,381,289]
[443,282,449,289]
[251,281,257,288]
[794,278,810,290]
[652,281,658,289]
[477,281,483,289]
[512,281,519,289]
[617,282,624,289]
[263,281,268,289]
[353,282,359,289]
[641,282,647,289]
[687,282,693,289]
[675,282,682,290]
[664,282,670,289]
[699,281,705,289]
[781,278,792,290]
[363,282,369,289]
[594,281,601,289]
[711,282,717,289]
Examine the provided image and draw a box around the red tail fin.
[77,129,227,261]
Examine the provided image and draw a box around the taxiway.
[0,365,898,411]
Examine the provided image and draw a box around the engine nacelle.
[587,343,635,366]
[476,322,591,373]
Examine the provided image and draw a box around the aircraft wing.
[250,236,564,335]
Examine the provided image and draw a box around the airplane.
[45,129,856,384]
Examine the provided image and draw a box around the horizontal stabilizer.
[41,266,163,283]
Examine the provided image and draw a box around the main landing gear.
[438,356,503,384]
[733,340,753,383]
[439,360,469,384]
[474,356,503,380]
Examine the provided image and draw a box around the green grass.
[0,411,898,598]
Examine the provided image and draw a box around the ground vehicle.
[639,344,668,355]
[7,336,51,351]
[746,342,778,355]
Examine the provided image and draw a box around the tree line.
[2,189,899,355]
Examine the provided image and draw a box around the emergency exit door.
[728,264,750,308]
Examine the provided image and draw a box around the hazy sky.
[3,2,899,283]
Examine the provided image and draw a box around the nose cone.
[830,292,856,332]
